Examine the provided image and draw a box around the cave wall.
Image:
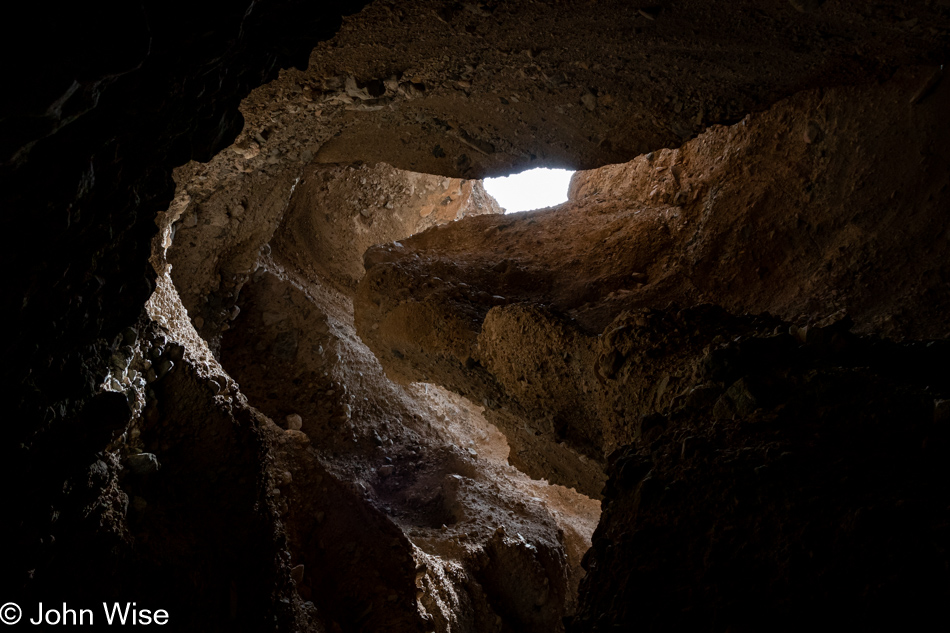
[354,68,950,497]
[203,172,596,631]
[353,68,950,627]
[3,0,950,630]
[296,0,950,177]
[0,0,371,625]
[149,1,950,359]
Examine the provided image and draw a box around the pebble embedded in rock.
[156,359,174,379]
[581,92,597,111]
[286,413,303,430]
[125,453,161,476]
[379,464,395,477]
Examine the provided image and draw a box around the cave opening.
[483,167,575,213]
[143,60,950,630]
[6,1,950,632]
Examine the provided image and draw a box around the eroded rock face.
[6,0,950,630]
[69,154,596,632]
[276,0,950,178]
[168,153,598,631]
[354,68,950,497]
[167,161,501,351]
[272,163,502,290]
[1,1,370,623]
[568,322,950,632]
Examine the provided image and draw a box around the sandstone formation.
[3,1,950,631]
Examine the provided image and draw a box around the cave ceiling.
[2,0,950,630]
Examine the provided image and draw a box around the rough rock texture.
[211,203,598,631]
[569,317,950,632]
[5,0,950,631]
[75,157,597,633]
[279,0,950,177]
[355,68,950,497]
[272,164,502,290]
[167,160,501,349]
[155,111,598,631]
[1,2,370,627]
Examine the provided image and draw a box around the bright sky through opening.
[483,168,574,213]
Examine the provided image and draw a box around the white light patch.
[483,168,574,213]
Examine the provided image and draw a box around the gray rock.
[121,327,138,346]
[168,343,185,363]
[125,453,160,476]
[345,76,372,101]
[155,359,174,379]
[581,92,597,111]
[286,413,303,431]
[272,331,299,360]
[713,378,759,419]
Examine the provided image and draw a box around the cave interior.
[2,1,949,631]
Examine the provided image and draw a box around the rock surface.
[354,68,950,496]
[213,189,596,632]
[4,1,950,631]
[569,325,950,632]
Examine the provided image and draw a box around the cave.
[3,1,949,631]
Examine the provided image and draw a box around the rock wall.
[568,317,950,632]
[166,160,501,352]
[287,0,950,177]
[353,68,950,626]
[1,2,370,627]
[157,143,598,631]
[4,0,950,630]
[355,68,950,498]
